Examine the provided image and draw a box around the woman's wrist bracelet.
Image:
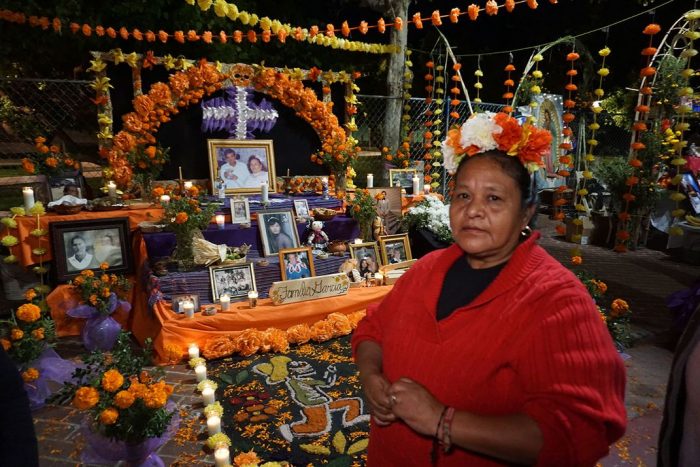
[441,407,456,453]
[434,405,448,439]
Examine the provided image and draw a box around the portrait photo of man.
[65,233,97,272]
[219,148,248,189]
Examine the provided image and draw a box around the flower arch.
[104,62,347,187]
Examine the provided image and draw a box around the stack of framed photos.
[348,233,412,280]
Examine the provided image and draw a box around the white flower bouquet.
[402,197,453,244]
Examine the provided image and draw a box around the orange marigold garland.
[502,61,516,114]
[449,62,462,120]
[616,23,662,252]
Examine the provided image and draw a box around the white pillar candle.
[374,272,384,285]
[214,447,230,467]
[260,181,269,203]
[22,187,35,212]
[183,181,193,190]
[366,173,374,188]
[248,290,258,308]
[219,294,230,311]
[77,187,82,198]
[160,194,170,204]
[188,343,199,359]
[182,300,195,318]
[424,184,431,194]
[201,386,216,405]
[412,176,420,196]
[194,364,207,382]
[215,214,225,230]
[107,181,117,199]
[207,415,221,436]
[353,238,363,244]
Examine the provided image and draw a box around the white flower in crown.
[459,112,501,154]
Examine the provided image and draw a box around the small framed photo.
[209,263,256,302]
[49,217,132,283]
[293,199,311,218]
[379,233,412,265]
[279,246,315,281]
[48,171,85,201]
[389,168,422,193]
[170,293,200,314]
[349,242,382,277]
[257,209,300,256]
[230,198,251,224]
[208,139,277,196]
[367,187,402,234]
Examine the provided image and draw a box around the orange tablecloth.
[130,285,391,364]
[15,207,164,267]
[401,193,444,212]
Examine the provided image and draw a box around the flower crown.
[442,111,553,174]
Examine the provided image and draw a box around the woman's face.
[360,259,368,269]
[449,157,533,268]
[249,157,262,173]
[269,221,281,234]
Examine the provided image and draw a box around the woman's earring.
[521,226,533,238]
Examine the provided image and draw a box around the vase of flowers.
[311,135,360,199]
[346,189,377,241]
[0,289,76,410]
[55,332,179,466]
[126,144,170,202]
[67,265,132,351]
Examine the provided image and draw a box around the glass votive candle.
[160,194,170,204]
[184,181,193,190]
[188,343,199,359]
[353,238,363,244]
[201,386,216,405]
[248,290,258,308]
[194,364,207,382]
[374,272,384,286]
[207,415,221,436]
[214,446,230,467]
[219,294,230,311]
[215,214,225,230]
[182,301,195,319]
[424,184,431,194]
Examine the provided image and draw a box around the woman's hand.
[360,372,396,426]
[389,378,444,437]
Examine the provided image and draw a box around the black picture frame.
[49,217,133,283]
[209,263,256,301]
[47,170,86,201]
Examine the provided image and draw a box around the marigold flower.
[639,67,656,77]
[610,298,630,317]
[505,0,515,12]
[485,0,498,15]
[22,368,40,383]
[449,8,460,22]
[467,4,479,21]
[31,328,45,340]
[642,23,661,35]
[99,407,119,425]
[622,193,636,202]
[73,386,100,410]
[527,0,538,9]
[571,256,582,265]
[597,281,608,294]
[412,12,423,29]
[0,338,10,351]
[174,212,189,224]
[431,10,442,26]
[102,369,125,392]
[10,328,24,341]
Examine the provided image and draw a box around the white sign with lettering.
[269,273,350,305]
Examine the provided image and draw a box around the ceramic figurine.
[307,220,329,254]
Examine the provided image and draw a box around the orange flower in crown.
[442,111,553,174]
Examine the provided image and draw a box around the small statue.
[346,166,357,189]
[339,258,362,283]
[307,220,329,254]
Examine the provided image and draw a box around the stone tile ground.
[34,217,700,466]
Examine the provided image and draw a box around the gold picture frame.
[208,139,277,196]
[278,246,315,281]
[348,241,381,277]
[379,233,412,266]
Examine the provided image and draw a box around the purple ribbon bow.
[67,293,132,351]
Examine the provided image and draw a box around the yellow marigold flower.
[102,369,125,392]
[89,294,98,306]
[11,328,24,341]
[1,235,19,247]
[22,368,40,383]
[99,407,119,425]
[73,386,100,410]
[127,379,146,398]
[23,289,37,301]
[16,303,41,323]
[31,328,45,340]
[114,390,135,409]
[142,388,168,409]
[0,338,10,351]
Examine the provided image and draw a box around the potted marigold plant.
[125,144,170,201]
[55,332,179,466]
[346,189,377,241]
[0,289,75,409]
[21,136,81,176]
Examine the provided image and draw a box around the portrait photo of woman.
[258,210,299,256]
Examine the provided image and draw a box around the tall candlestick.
[188,343,199,359]
[412,176,420,196]
[248,290,258,308]
[182,300,195,318]
[220,294,231,311]
[366,173,374,188]
[201,386,216,405]
[160,194,170,204]
[178,166,183,181]
[207,415,221,436]
[215,214,225,230]
[214,447,230,467]
[107,181,117,199]
[260,181,269,204]
[286,168,290,177]
[22,187,35,212]
[184,181,193,190]
[194,364,207,382]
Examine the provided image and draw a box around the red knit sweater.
[352,233,626,466]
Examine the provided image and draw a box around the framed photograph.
[170,293,200,314]
[257,209,300,256]
[230,197,251,224]
[208,139,277,195]
[293,199,311,218]
[49,217,132,283]
[209,263,256,302]
[389,168,422,194]
[279,246,315,281]
[379,233,413,265]
[48,171,85,201]
[349,242,382,277]
[367,187,402,235]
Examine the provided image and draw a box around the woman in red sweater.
[352,112,626,466]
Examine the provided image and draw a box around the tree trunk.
[381,0,410,151]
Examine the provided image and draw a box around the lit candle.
[184,181,193,190]
[201,386,216,405]
[374,272,384,285]
[215,214,225,230]
[207,415,221,436]
[366,173,374,188]
[353,238,363,244]
[178,166,183,181]
[22,187,35,212]
[424,184,431,194]
[160,194,170,204]
[194,364,207,382]
[182,300,195,319]
[214,447,230,467]
[412,176,420,196]
[188,343,199,359]
[220,294,230,311]
[260,181,269,203]
[107,181,117,199]
[248,290,258,308]
[321,177,328,189]
[286,168,290,177]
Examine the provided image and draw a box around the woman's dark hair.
[455,150,538,209]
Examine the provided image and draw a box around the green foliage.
[1,298,56,367]
[654,55,689,112]
[594,156,632,213]
[0,95,42,140]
